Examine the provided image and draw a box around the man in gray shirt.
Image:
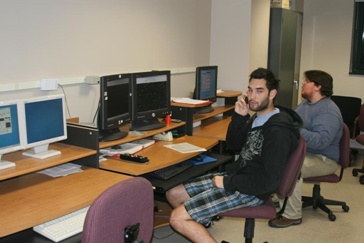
[269,70,343,228]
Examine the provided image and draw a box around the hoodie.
[224,105,302,201]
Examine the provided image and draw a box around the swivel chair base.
[302,184,349,221]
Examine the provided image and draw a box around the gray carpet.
[152,152,364,243]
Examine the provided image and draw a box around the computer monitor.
[22,94,68,159]
[130,70,171,131]
[193,65,218,114]
[98,73,132,141]
[0,99,24,170]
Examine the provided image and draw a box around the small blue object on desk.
[187,154,217,165]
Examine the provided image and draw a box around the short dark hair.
[249,67,280,92]
[304,70,333,97]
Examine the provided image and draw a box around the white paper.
[164,142,207,153]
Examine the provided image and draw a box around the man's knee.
[170,205,190,229]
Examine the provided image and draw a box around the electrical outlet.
[84,76,100,85]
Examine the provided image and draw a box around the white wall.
[300,0,364,102]
[0,0,212,123]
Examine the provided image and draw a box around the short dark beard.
[250,96,270,112]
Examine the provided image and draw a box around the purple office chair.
[82,177,154,243]
[302,124,350,221]
[219,136,306,243]
[352,103,364,184]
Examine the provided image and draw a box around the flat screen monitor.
[193,65,218,114]
[0,100,24,170]
[22,94,67,159]
[98,73,132,141]
[131,70,171,131]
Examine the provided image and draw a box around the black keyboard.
[149,161,194,180]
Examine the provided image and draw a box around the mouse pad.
[188,154,217,165]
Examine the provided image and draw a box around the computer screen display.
[194,66,218,102]
[22,94,67,159]
[193,66,218,114]
[131,70,171,131]
[0,100,24,169]
[98,73,131,141]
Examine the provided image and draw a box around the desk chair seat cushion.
[82,177,154,243]
[304,174,340,183]
[219,199,276,219]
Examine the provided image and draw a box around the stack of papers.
[171,97,211,105]
[100,139,156,156]
[164,142,207,153]
[37,163,83,178]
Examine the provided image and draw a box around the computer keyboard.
[149,160,193,180]
[33,206,89,242]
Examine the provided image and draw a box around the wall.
[300,0,364,102]
[0,0,212,123]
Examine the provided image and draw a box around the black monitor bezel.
[131,70,171,122]
[194,66,218,103]
[98,73,132,132]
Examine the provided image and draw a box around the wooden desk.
[0,143,96,181]
[99,135,219,176]
[0,167,131,237]
[193,115,232,141]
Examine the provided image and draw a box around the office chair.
[82,177,154,243]
[331,95,362,138]
[218,136,306,243]
[352,103,364,184]
[302,124,350,221]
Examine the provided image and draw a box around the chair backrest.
[276,136,306,198]
[339,123,351,169]
[331,95,362,137]
[82,177,154,243]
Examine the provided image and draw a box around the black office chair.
[352,103,364,184]
[331,95,362,138]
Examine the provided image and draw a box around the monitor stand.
[131,118,166,131]
[195,105,214,114]
[22,144,61,160]
[99,128,128,142]
[0,155,16,170]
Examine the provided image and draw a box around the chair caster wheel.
[328,213,336,221]
[352,169,358,177]
[360,175,364,185]
[342,205,349,212]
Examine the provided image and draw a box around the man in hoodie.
[165,68,302,243]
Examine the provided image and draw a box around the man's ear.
[269,89,277,100]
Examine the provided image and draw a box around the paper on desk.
[37,163,83,178]
[164,142,207,153]
[171,97,211,105]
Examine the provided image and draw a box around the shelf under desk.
[0,167,132,238]
[99,135,219,176]
[193,115,232,141]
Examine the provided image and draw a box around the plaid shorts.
[183,173,264,225]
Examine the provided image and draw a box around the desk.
[0,167,131,238]
[193,116,232,154]
[99,135,219,176]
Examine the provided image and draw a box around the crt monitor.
[22,94,68,159]
[0,99,24,170]
[131,70,171,131]
[98,73,132,141]
[193,65,218,114]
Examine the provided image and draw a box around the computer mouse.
[193,155,203,161]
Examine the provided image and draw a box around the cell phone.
[245,96,249,104]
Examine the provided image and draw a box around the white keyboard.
[33,206,89,242]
